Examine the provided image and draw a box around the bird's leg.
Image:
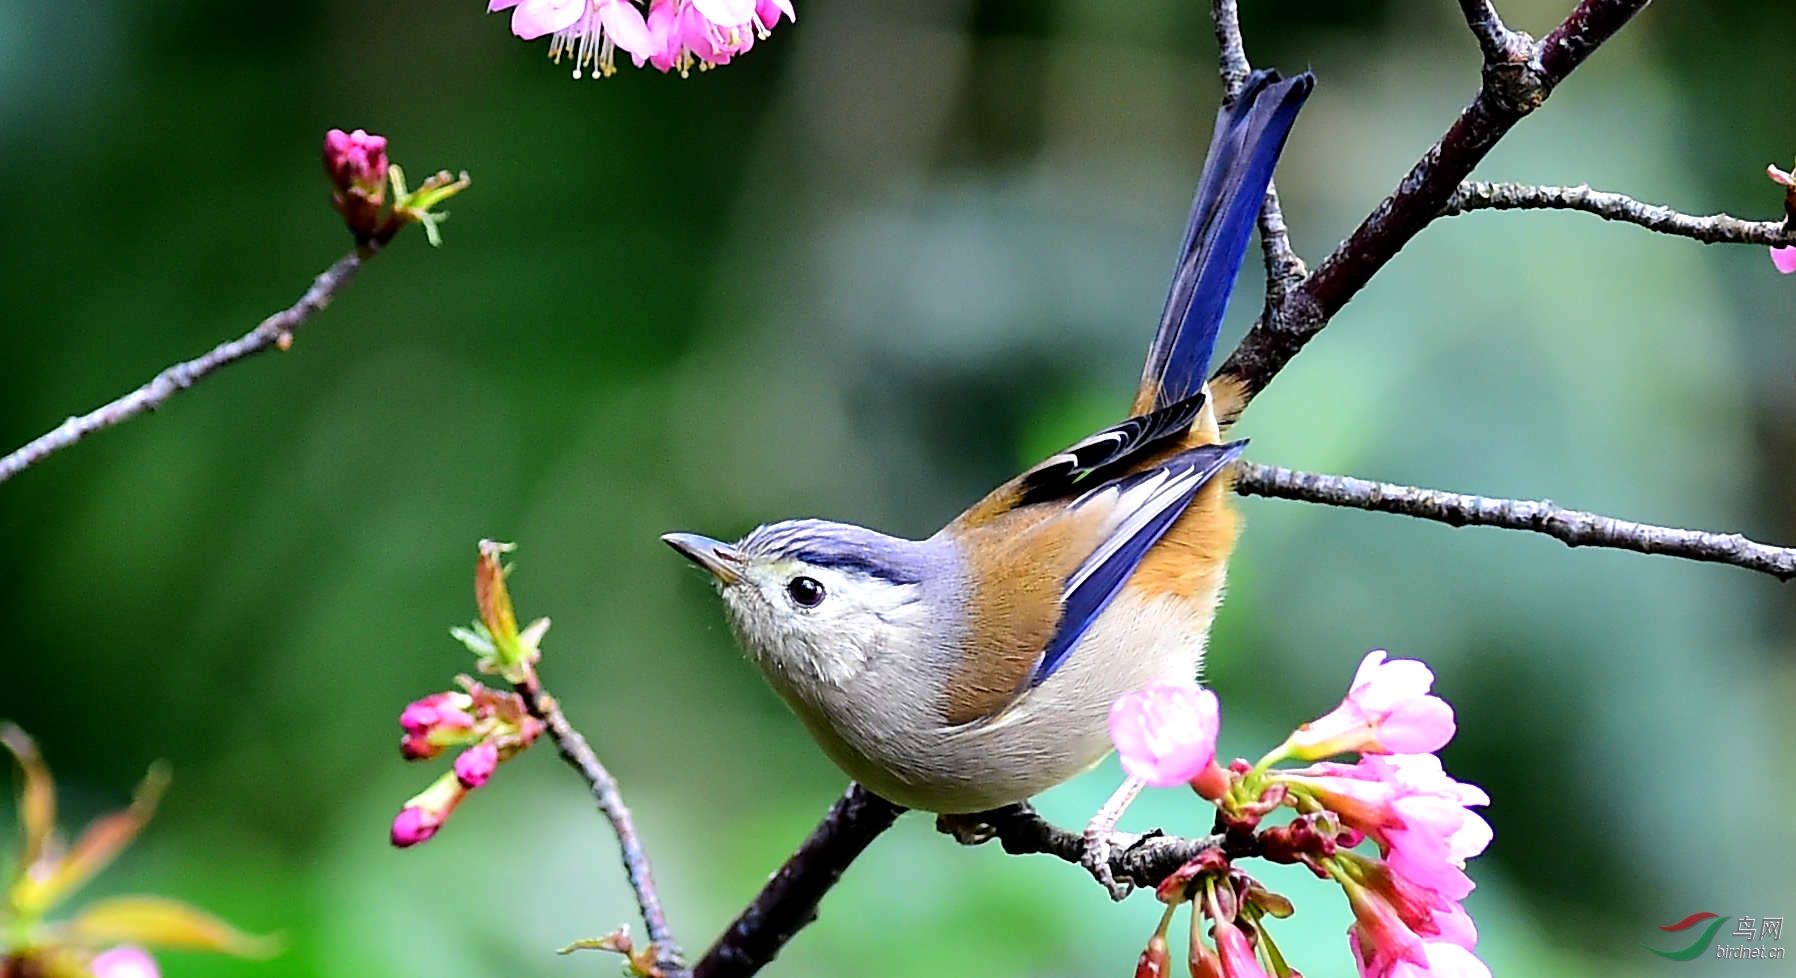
[1082,775,1145,900]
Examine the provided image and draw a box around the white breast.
[809,588,1220,813]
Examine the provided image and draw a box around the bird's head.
[662,519,960,689]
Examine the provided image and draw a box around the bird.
[664,68,1313,889]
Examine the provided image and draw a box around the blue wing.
[1030,440,1247,685]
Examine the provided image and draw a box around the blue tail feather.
[1138,70,1313,411]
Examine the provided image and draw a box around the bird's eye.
[786,576,826,608]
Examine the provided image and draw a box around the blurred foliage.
[1,1,1792,977]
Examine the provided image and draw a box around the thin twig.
[692,785,905,978]
[514,675,684,972]
[0,247,375,485]
[1233,461,1796,581]
[1211,0,1305,304]
[1443,180,1796,246]
[1214,0,1652,410]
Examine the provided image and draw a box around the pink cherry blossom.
[1386,940,1491,978]
[88,947,159,978]
[1284,755,1489,902]
[1346,884,1427,977]
[454,741,500,788]
[487,0,790,77]
[1108,681,1221,787]
[1772,247,1796,274]
[489,0,656,77]
[1287,651,1455,759]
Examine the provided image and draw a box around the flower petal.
[1374,696,1455,754]
[692,0,756,25]
[598,0,657,58]
[510,0,586,39]
[1108,682,1220,787]
[88,946,159,978]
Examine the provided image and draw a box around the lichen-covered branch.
[1442,180,1796,246]
[1213,0,1653,410]
[1234,461,1796,581]
[0,248,373,485]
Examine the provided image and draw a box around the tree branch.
[1442,180,1796,246]
[1457,0,1533,66]
[513,674,684,973]
[958,803,1240,891]
[1213,0,1652,409]
[692,785,905,978]
[1233,461,1796,582]
[0,246,375,485]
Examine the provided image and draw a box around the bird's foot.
[1082,776,1147,901]
[935,812,998,846]
[1080,821,1136,900]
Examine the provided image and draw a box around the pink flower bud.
[322,129,388,195]
[400,691,475,735]
[1190,926,1225,978]
[1134,933,1170,978]
[390,771,467,848]
[453,741,500,788]
[89,946,159,978]
[390,806,440,848]
[1108,682,1221,788]
[1287,651,1455,760]
[1211,920,1269,978]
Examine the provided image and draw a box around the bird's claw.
[1081,825,1133,901]
[935,813,997,846]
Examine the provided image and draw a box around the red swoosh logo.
[1659,912,1721,931]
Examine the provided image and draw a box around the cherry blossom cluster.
[1109,652,1491,978]
[391,679,546,846]
[487,0,795,79]
[391,541,551,848]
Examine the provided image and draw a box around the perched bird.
[665,69,1313,870]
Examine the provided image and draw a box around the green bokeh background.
[2,1,1792,976]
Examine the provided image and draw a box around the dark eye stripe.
[783,547,924,585]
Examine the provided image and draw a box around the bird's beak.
[661,532,744,585]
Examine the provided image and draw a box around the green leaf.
[67,895,280,958]
[1,724,56,897]
[15,763,168,917]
